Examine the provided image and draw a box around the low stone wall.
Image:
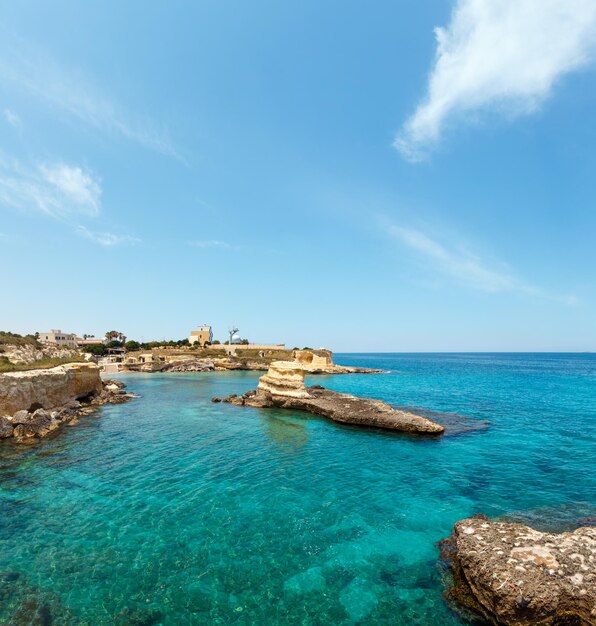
[0,363,102,416]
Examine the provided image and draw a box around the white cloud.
[40,163,101,216]
[0,40,181,160]
[0,155,101,218]
[189,240,231,249]
[386,221,577,304]
[396,0,596,161]
[77,225,140,247]
[3,108,21,130]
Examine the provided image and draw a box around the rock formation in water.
[440,514,596,625]
[257,361,311,398]
[0,363,135,442]
[213,361,444,435]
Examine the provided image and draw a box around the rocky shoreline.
[0,363,135,443]
[440,514,596,625]
[120,347,382,375]
[126,357,381,375]
[213,360,444,435]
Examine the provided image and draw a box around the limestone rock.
[12,408,59,439]
[0,416,13,438]
[440,515,596,625]
[0,363,102,416]
[0,369,135,442]
[163,360,215,372]
[215,361,444,435]
[257,361,311,399]
[10,410,31,424]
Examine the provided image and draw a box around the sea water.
[1,353,595,624]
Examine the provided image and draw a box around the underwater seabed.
[1,353,595,624]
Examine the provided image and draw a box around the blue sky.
[1,0,595,351]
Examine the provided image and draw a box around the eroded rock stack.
[257,361,311,399]
[214,361,444,435]
[440,515,596,625]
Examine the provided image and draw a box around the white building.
[38,329,78,347]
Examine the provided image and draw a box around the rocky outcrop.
[440,515,596,625]
[213,361,444,435]
[0,365,135,442]
[0,342,81,365]
[163,360,216,372]
[257,361,311,399]
[0,363,101,416]
[292,349,381,374]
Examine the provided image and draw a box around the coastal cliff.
[0,362,101,415]
[0,363,134,442]
[440,515,596,625]
[214,361,444,435]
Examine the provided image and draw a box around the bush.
[82,344,108,356]
[124,340,141,352]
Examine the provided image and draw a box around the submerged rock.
[214,361,444,435]
[439,514,596,625]
[397,406,490,436]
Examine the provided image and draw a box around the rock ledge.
[0,364,136,442]
[440,515,596,625]
[213,361,444,435]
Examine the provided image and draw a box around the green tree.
[125,340,141,352]
[82,344,108,356]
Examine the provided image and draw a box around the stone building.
[188,325,213,346]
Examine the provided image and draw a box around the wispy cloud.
[3,108,21,131]
[0,38,182,160]
[395,0,596,161]
[77,225,140,247]
[385,221,577,305]
[0,155,101,218]
[188,240,231,249]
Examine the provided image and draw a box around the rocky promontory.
[213,361,444,435]
[0,363,135,442]
[440,515,596,625]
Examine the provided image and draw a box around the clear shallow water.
[1,353,595,625]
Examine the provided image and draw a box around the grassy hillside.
[0,331,40,348]
[0,355,84,373]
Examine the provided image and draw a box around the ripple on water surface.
[1,354,595,625]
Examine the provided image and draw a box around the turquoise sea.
[1,353,595,625]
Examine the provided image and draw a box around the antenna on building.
[229,327,239,345]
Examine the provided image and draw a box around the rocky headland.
[0,363,134,442]
[440,514,596,625]
[213,360,444,435]
[121,348,381,375]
